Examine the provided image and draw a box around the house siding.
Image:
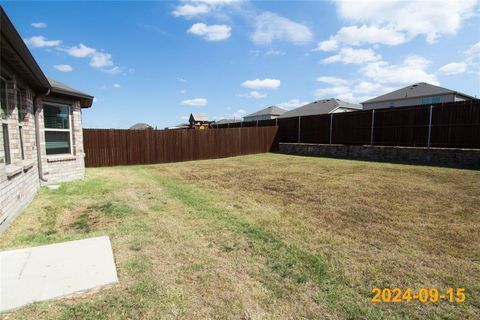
[243,114,282,122]
[0,62,86,232]
[0,66,40,231]
[362,94,456,110]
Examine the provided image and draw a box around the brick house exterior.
[0,7,93,232]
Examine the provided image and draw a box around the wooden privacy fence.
[213,100,480,149]
[83,126,278,167]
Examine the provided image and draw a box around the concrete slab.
[0,236,118,313]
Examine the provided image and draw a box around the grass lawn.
[1,153,479,319]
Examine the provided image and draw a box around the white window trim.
[43,102,73,156]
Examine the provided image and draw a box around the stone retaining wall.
[279,143,480,169]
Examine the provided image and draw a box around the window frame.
[0,76,8,119]
[2,123,11,165]
[43,102,73,156]
[19,125,25,160]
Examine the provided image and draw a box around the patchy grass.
[1,153,479,319]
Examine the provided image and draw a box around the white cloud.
[361,55,438,85]
[31,22,47,29]
[172,0,242,18]
[181,98,208,106]
[173,3,210,18]
[102,66,122,75]
[179,89,187,94]
[177,77,188,83]
[438,62,467,75]
[249,91,266,99]
[238,91,267,99]
[64,43,116,70]
[65,43,96,57]
[464,41,480,74]
[314,39,338,52]
[277,99,309,110]
[24,36,61,48]
[113,83,122,89]
[232,109,246,118]
[336,0,478,44]
[54,64,73,72]
[317,76,348,86]
[322,47,381,64]
[314,86,352,99]
[251,12,313,45]
[335,25,408,46]
[89,52,113,68]
[187,23,232,41]
[353,81,385,94]
[241,78,281,90]
[265,49,286,56]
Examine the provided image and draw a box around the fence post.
[370,109,375,146]
[275,118,278,126]
[297,116,301,143]
[256,120,259,127]
[329,113,333,144]
[427,105,433,148]
[241,121,243,128]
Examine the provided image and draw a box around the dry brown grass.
[1,153,479,319]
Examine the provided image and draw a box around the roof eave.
[49,88,94,108]
[1,6,51,91]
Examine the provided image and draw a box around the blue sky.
[4,0,480,128]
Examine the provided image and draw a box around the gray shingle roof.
[244,106,287,118]
[129,123,153,130]
[215,119,242,124]
[279,99,361,118]
[361,82,475,104]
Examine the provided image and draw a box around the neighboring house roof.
[244,106,287,118]
[48,78,94,108]
[1,6,50,91]
[189,113,209,122]
[279,98,362,118]
[362,82,476,104]
[215,119,242,124]
[129,123,153,130]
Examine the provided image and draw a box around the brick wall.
[1,63,87,232]
[0,69,40,232]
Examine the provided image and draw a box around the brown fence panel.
[277,117,299,143]
[299,114,330,144]
[258,119,277,127]
[83,126,278,167]
[430,102,480,148]
[331,110,372,145]
[373,106,430,147]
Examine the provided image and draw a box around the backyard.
[1,153,479,319]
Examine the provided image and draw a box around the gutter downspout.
[33,89,50,182]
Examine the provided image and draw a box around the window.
[43,103,72,155]
[1,77,7,118]
[19,126,24,160]
[2,123,10,165]
[16,89,23,121]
